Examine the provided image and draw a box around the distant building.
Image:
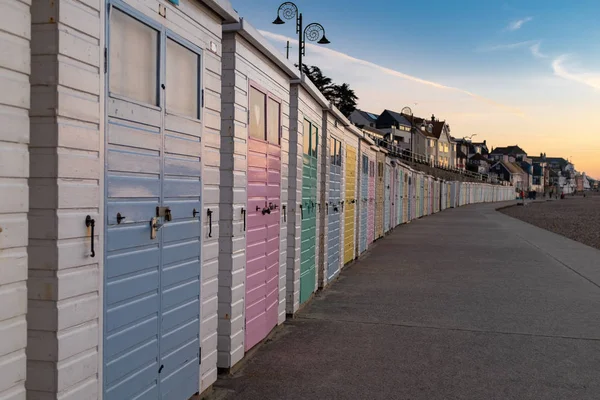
[349,109,379,129]
[375,109,413,149]
[467,153,490,175]
[489,156,527,190]
[543,156,577,194]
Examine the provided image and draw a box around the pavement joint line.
[295,315,600,342]
[510,228,600,291]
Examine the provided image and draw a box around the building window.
[166,38,200,118]
[109,9,159,105]
[362,154,368,174]
[249,87,266,141]
[267,98,280,144]
[303,119,310,156]
[250,86,281,144]
[369,161,375,177]
[330,137,342,166]
[378,161,383,177]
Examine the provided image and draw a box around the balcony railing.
[364,133,493,183]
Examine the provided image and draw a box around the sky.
[230,0,600,178]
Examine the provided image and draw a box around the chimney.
[431,114,435,123]
[503,155,509,162]
[483,140,486,145]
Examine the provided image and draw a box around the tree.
[329,83,358,117]
[296,64,358,117]
[301,65,332,93]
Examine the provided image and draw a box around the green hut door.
[300,119,318,304]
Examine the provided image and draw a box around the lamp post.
[273,2,330,70]
[401,107,413,161]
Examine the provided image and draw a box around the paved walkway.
[214,202,600,400]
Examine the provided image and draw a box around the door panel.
[245,95,281,350]
[359,154,368,254]
[327,138,342,280]
[367,159,375,245]
[375,158,384,239]
[300,120,318,304]
[384,164,390,232]
[104,7,201,399]
[343,145,356,264]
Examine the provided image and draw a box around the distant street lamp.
[273,2,330,70]
[401,106,414,161]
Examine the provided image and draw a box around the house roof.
[545,157,569,169]
[490,145,527,156]
[356,109,379,124]
[379,109,412,127]
[401,114,439,138]
[469,153,488,162]
[494,160,525,175]
[430,120,446,139]
[457,149,467,159]
[402,114,425,125]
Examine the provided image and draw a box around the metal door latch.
[156,206,172,222]
[150,217,162,239]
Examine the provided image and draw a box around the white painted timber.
[218,27,294,368]
[286,83,325,313]
[0,0,30,398]
[27,0,234,397]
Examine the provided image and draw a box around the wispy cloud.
[478,40,546,59]
[529,42,547,58]
[506,17,533,31]
[552,55,600,90]
[479,40,537,52]
[260,30,525,117]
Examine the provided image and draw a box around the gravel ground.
[500,194,600,250]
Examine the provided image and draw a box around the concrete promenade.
[214,202,600,400]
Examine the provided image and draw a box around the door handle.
[282,205,286,222]
[193,208,199,218]
[326,202,329,215]
[241,208,246,231]
[116,213,126,224]
[85,216,95,258]
[207,209,213,238]
[300,204,303,220]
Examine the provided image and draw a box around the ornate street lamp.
[273,2,330,70]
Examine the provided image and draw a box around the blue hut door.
[327,138,342,280]
[384,164,391,232]
[104,5,202,399]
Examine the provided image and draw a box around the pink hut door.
[245,86,281,351]
[367,159,375,245]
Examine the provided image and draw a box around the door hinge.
[104,47,107,74]
[199,347,202,364]
[201,89,205,108]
